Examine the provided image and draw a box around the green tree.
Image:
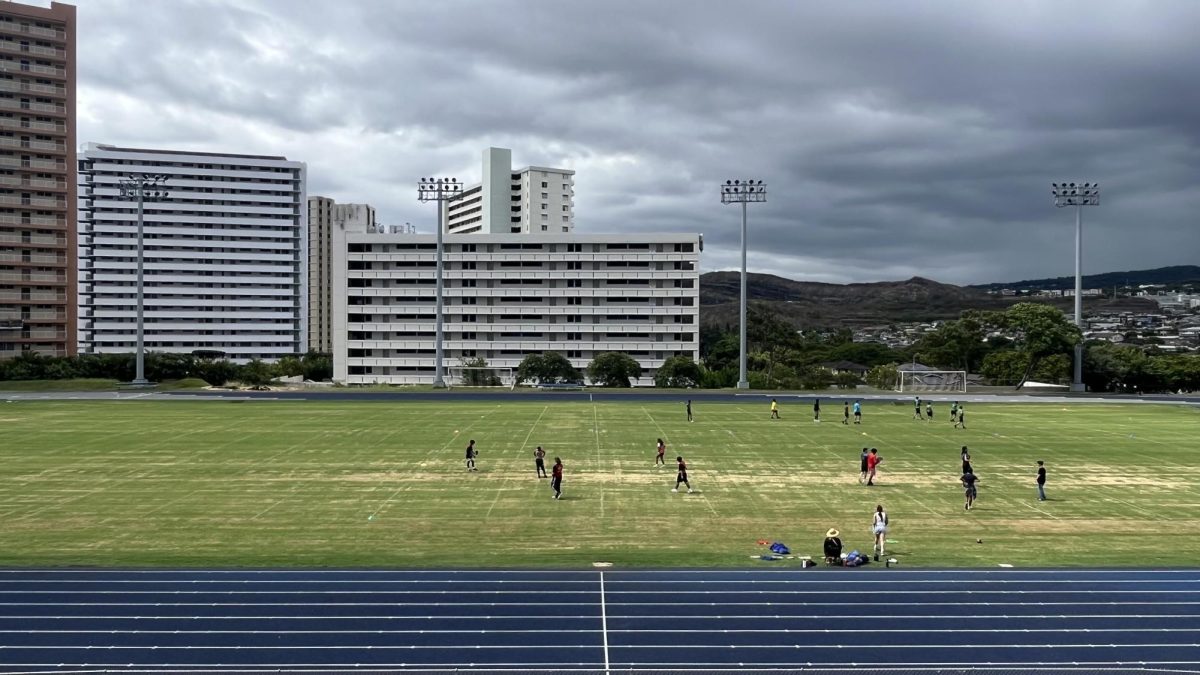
[913,315,990,373]
[983,303,1081,389]
[865,363,899,389]
[516,351,583,385]
[457,356,501,386]
[194,359,239,387]
[238,359,276,387]
[702,333,740,372]
[146,352,194,382]
[301,352,333,382]
[1084,343,1151,392]
[275,355,304,378]
[587,352,642,387]
[654,355,703,388]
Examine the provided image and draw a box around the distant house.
[897,362,938,373]
[820,361,870,376]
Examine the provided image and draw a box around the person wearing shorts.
[842,401,850,425]
[551,457,563,499]
[859,447,870,484]
[955,406,966,429]
[913,396,922,420]
[866,448,881,486]
[872,504,889,561]
[686,399,693,422]
[673,456,693,493]
[534,445,547,478]
[655,438,666,467]
[853,400,862,424]
[961,469,978,510]
[465,440,478,472]
[771,399,780,419]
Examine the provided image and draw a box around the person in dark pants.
[534,445,547,478]
[813,398,821,423]
[842,401,850,425]
[551,457,563,499]
[961,469,978,510]
[955,406,966,429]
[859,447,870,484]
[686,399,693,422]
[655,438,667,466]
[465,440,478,472]
[961,446,972,474]
[672,456,693,493]
[1036,461,1047,501]
[771,398,780,419]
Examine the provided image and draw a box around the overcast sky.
[69,0,1200,285]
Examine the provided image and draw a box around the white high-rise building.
[77,144,306,363]
[309,196,374,353]
[445,147,575,235]
[331,230,700,386]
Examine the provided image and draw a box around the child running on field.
[655,438,666,466]
[672,456,693,494]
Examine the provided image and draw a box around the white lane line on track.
[5,627,1199,635]
[1,578,1195,585]
[6,589,1197,595]
[600,571,610,673]
[7,600,1200,608]
[2,642,1197,649]
[0,568,1195,574]
[4,613,1199,620]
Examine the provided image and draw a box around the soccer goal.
[446,366,517,390]
[896,370,967,393]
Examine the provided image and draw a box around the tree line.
[0,351,333,387]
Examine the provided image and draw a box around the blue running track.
[0,568,1197,672]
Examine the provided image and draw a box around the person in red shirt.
[551,457,563,500]
[655,438,666,467]
[866,448,882,486]
[672,456,693,494]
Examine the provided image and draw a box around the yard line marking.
[485,405,547,519]
[599,571,610,673]
[1017,499,1062,520]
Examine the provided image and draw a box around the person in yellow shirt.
[770,398,780,419]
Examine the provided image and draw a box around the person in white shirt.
[872,504,889,561]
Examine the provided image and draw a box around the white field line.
[9,588,1198,596]
[2,642,1198,650]
[485,405,548,519]
[6,626,1198,636]
[4,612,1198,620]
[6,600,1200,609]
[645,406,718,515]
[593,402,603,518]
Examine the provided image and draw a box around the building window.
[541,192,548,199]
[562,205,569,212]
[541,203,548,210]
[541,181,548,188]
[567,297,582,305]
[562,226,569,232]
[541,225,548,231]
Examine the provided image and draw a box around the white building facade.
[309,196,374,353]
[331,231,700,385]
[77,144,306,362]
[445,147,575,235]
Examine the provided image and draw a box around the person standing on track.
[534,445,547,478]
[551,457,563,499]
[771,398,780,419]
[1036,460,1047,501]
[859,447,870,484]
[465,439,478,472]
[961,468,979,510]
[871,504,889,561]
[672,455,693,493]
[655,438,666,467]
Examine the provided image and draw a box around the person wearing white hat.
[823,528,843,565]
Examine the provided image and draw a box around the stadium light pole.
[1052,181,1100,393]
[721,179,767,390]
[418,177,462,388]
[118,174,169,386]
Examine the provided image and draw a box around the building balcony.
[0,22,67,42]
[0,233,63,247]
[0,252,61,265]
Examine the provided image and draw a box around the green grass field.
[1,398,1197,568]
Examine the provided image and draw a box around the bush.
[654,355,703,388]
[194,359,240,387]
[517,351,583,385]
[300,352,332,382]
[832,371,862,389]
[238,359,276,387]
[865,363,899,389]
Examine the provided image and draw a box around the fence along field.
[0,399,1196,568]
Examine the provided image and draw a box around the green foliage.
[516,351,583,385]
[194,359,240,387]
[981,350,1070,387]
[913,315,990,373]
[866,363,899,389]
[797,366,833,390]
[587,352,642,387]
[237,360,275,387]
[702,333,740,372]
[275,355,304,378]
[978,303,1081,389]
[146,353,194,382]
[457,356,501,386]
[301,352,333,382]
[832,371,862,389]
[654,355,703,388]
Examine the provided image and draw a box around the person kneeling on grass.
[824,528,843,565]
[672,456,693,493]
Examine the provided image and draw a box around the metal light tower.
[721,179,767,390]
[118,174,169,386]
[418,177,462,388]
[1052,181,1100,393]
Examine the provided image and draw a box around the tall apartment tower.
[445,147,574,235]
[78,144,307,363]
[0,1,76,359]
[308,196,374,353]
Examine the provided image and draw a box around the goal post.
[896,370,967,393]
[446,366,516,390]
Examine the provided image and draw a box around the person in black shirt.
[685,399,693,422]
[1036,461,1047,501]
[672,456,693,494]
[813,398,821,423]
[961,446,972,474]
[842,401,850,425]
[823,527,843,565]
[551,457,564,500]
[859,447,870,484]
[465,440,478,472]
[954,406,966,429]
[961,469,978,510]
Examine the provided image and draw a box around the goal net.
[446,366,516,390]
[896,370,967,393]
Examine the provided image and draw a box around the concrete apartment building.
[0,1,75,359]
[445,147,575,235]
[331,229,701,386]
[308,196,374,353]
[77,144,307,363]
